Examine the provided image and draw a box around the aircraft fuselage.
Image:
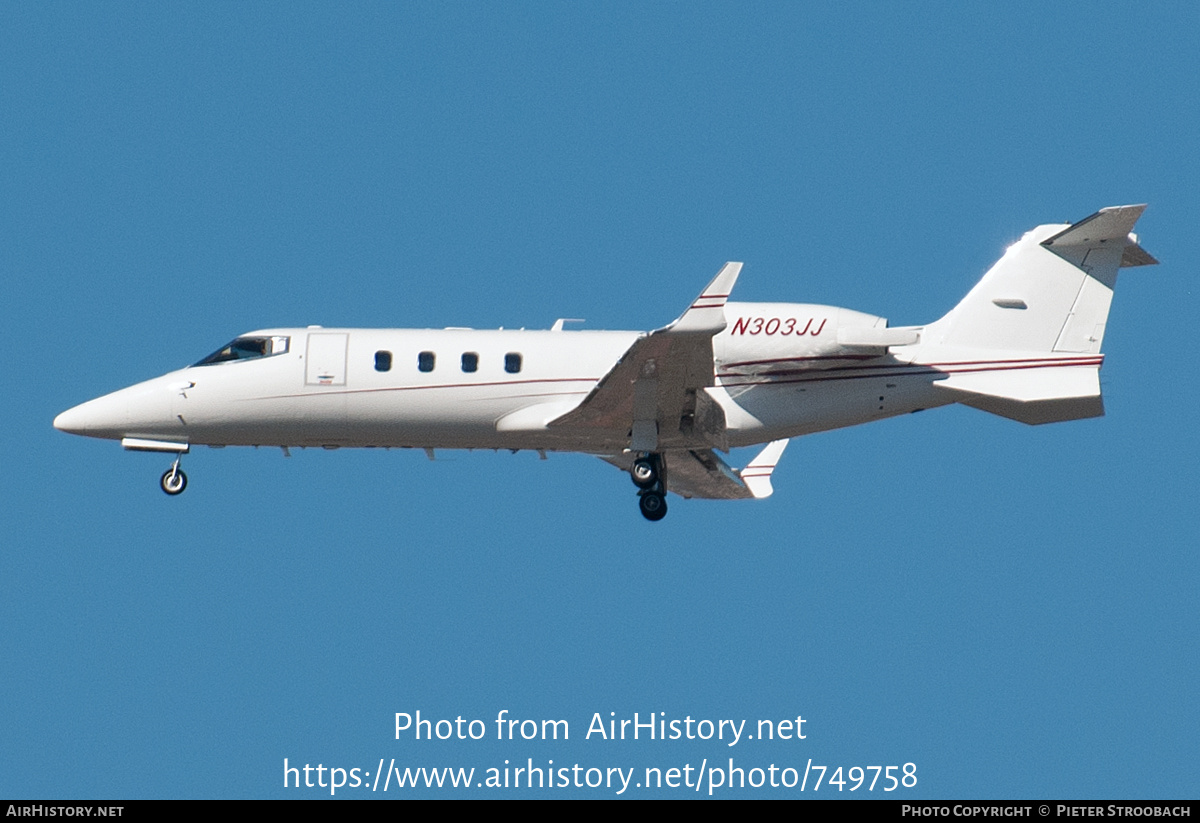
[53,206,1155,518]
[55,302,942,454]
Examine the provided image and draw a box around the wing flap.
[598,438,789,500]
[667,449,752,499]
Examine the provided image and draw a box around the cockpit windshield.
[193,335,290,367]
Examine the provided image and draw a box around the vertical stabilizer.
[925,205,1154,355]
[923,206,1156,425]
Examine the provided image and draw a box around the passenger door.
[305,333,348,386]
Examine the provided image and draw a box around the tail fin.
[923,205,1156,424]
[926,205,1155,353]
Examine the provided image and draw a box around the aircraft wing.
[549,263,742,451]
[599,439,789,500]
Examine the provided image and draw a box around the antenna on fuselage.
[551,318,585,331]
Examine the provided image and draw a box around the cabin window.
[461,352,479,373]
[374,350,392,372]
[505,352,522,373]
[418,351,436,372]
[193,335,290,367]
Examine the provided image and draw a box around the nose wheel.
[631,453,667,521]
[160,456,188,495]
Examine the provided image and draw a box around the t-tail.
[919,205,1157,424]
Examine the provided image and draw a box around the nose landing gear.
[631,453,667,521]
[160,455,188,495]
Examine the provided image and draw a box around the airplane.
[54,205,1156,520]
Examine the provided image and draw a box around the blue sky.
[3,2,1197,799]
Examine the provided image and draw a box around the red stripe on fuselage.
[256,376,598,401]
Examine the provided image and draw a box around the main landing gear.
[160,455,187,495]
[631,454,667,521]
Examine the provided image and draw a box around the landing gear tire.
[631,456,660,489]
[160,468,188,495]
[638,490,667,521]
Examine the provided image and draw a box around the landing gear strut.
[631,453,667,521]
[160,455,187,495]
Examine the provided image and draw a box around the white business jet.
[55,205,1155,520]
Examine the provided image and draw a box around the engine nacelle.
[715,302,892,376]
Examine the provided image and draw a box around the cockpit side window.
[193,335,290,367]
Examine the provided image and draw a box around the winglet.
[665,262,742,333]
[739,439,789,499]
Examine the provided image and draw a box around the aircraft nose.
[53,405,85,434]
[53,393,128,438]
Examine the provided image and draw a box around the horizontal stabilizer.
[1042,204,1158,270]
[1120,243,1158,268]
[1041,204,1147,248]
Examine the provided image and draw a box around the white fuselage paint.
[54,206,1150,513]
[54,302,957,454]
